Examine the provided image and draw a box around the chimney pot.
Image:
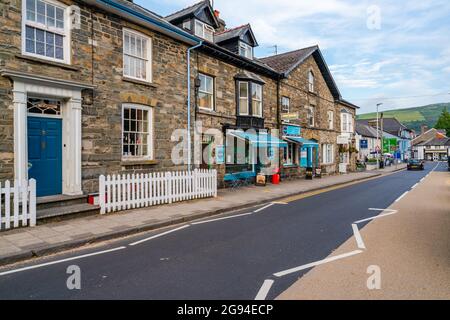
[214,10,220,18]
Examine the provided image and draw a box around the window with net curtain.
[123,29,152,82]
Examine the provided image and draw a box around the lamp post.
[376,103,383,169]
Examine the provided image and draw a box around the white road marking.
[129,225,190,246]
[368,208,398,213]
[255,279,274,300]
[411,183,419,189]
[273,250,363,278]
[354,211,398,224]
[420,177,425,182]
[0,246,126,277]
[395,191,408,202]
[191,212,253,225]
[351,224,366,249]
[272,201,288,205]
[254,203,275,213]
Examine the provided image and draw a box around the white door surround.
[1,70,94,196]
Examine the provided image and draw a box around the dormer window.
[239,42,253,59]
[182,19,191,30]
[194,20,214,42]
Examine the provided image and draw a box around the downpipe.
[187,41,203,171]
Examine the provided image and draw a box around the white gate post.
[29,179,36,226]
[99,175,106,214]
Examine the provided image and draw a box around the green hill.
[357,103,450,133]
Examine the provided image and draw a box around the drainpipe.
[187,41,203,171]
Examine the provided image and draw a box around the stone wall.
[279,55,340,176]
[192,51,279,184]
[0,0,192,193]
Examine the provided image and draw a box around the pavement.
[0,166,405,266]
[0,162,419,299]
[278,162,450,300]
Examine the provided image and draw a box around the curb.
[0,170,399,267]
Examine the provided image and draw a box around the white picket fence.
[0,179,36,231]
[99,169,217,214]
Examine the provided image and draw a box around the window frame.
[322,144,334,164]
[283,142,298,166]
[252,83,263,117]
[238,81,249,116]
[327,110,334,130]
[197,73,215,111]
[122,104,154,161]
[239,41,253,59]
[281,96,290,113]
[123,28,153,83]
[194,19,214,42]
[22,0,70,64]
[307,106,315,127]
[182,19,191,30]
[308,70,315,92]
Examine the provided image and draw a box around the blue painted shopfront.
[282,124,319,168]
[27,117,63,197]
[224,130,287,181]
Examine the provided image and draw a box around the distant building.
[357,118,414,161]
[412,129,449,161]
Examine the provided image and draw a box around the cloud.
[138,0,450,113]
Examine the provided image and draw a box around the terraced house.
[260,47,359,177]
[0,0,358,218]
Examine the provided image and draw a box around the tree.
[434,108,450,136]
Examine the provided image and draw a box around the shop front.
[281,124,319,179]
[224,129,287,185]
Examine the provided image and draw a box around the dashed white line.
[255,279,274,300]
[254,203,275,213]
[129,225,190,246]
[351,224,366,249]
[395,191,408,202]
[191,212,253,225]
[0,246,126,277]
[354,210,398,224]
[273,250,363,278]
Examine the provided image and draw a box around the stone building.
[0,0,359,217]
[166,1,285,186]
[259,46,359,177]
[0,0,200,200]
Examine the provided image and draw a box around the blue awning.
[228,130,287,147]
[285,136,319,147]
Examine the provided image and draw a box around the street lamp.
[376,103,383,169]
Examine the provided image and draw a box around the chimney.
[421,125,428,135]
[214,10,226,32]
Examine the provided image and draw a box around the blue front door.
[27,117,62,197]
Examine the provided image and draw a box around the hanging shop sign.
[282,124,301,137]
[281,112,300,122]
[360,139,368,149]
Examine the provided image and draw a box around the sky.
[135,0,450,114]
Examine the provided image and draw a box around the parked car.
[407,159,424,170]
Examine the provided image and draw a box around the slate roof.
[418,136,450,146]
[165,0,207,21]
[259,46,318,75]
[357,118,410,136]
[356,122,380,138]
[214,24,258,46]
[82,0,198,44]
[259,45,341,100]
